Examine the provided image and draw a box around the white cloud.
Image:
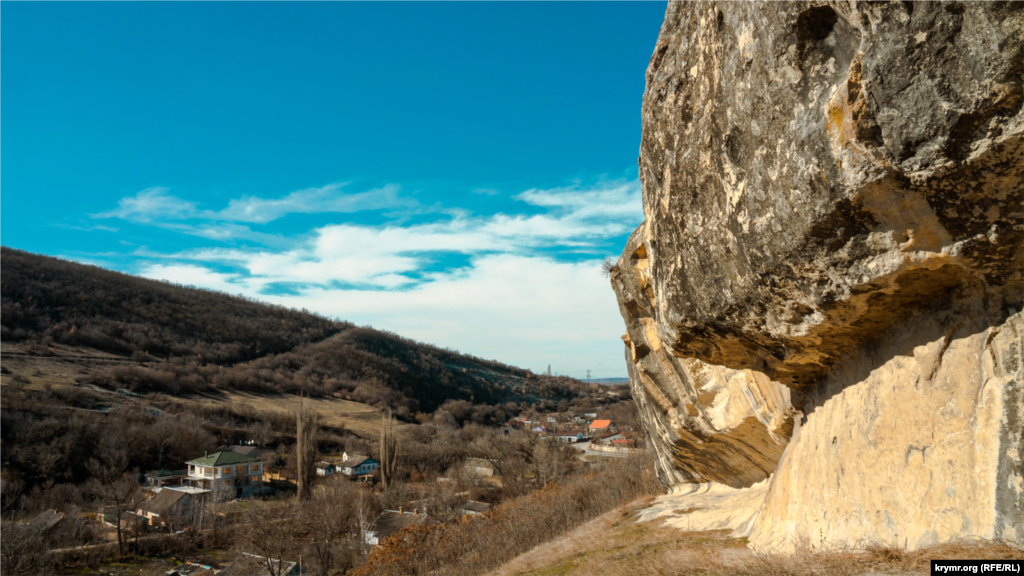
[93,187,197,223]
[211,183,411,224]
[93,183,415,228]
[118,177,643,376]
[140,254,629,376]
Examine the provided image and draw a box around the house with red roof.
[588,419,617,434]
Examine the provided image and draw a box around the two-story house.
[184,451,264,497]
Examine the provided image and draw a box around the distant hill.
[0,248,587,415]
[591,378,629,385]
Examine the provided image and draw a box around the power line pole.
[587,370,591,382]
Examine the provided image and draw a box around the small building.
[316,461,335,477]
[553,432,586,443]
[546,415,558,423]
[532,426,549,433]
[338,454,378,477]
[137,489,194,527]
[24,509,65,535]
[457,500,492,516]
[610,438,636,448]
[596,432,626,446]
[589,419,618,434]
[584,412,598,419]
[500,425,516,436]
[507,420,524,430]
[144,468,186,488]
[365,510,436,546]
[184,451,264,497]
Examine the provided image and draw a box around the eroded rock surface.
[613,0,1023,551]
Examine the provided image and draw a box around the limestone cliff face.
[612,1,1023,550]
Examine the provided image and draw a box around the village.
[17,409,643,575]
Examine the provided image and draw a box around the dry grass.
[490,500,1024,576]
[0,342,383,437]
[216,391,382,437]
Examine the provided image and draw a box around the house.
[220,444,270,460]
[610,438,636,448]
[584,412,598,419]
[500,425,516,436]
[532,425,549,433]
[24,509,65,534]
[316,461,335,476]
[546,415,558,423]
[596,432,626,446]
[144,468,186,488]
[589,419,618,434]
[553,432,586,443]
[365,510,436,546]
[507,420,524,430]
[457,500,492,516]
[338,453,379,477]
[571,415,585,423]
[183,451,264,497]
[137,489,194,527]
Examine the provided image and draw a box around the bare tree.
[296,395,320,501]
[0,470,25,513]
[354,487,375,555]
[235,501,298,576]
[299,482,359,576]
[379,410,398,491]
[86,450,140,558]
[1,521,54,576]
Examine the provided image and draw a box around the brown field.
[216,391,382,437]
[0,342,382,438]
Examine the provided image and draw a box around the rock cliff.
[612,1,1023,551]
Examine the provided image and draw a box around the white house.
[316,461,335,477]
[338,453,378,477]
[182,451,264,497]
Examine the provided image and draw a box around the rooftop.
[186,451,260,466]
[371,510,436,541]
[140,489,190,515]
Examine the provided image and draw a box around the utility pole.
[587,370,591,382]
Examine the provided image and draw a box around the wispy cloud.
[93,187,198,223]
[92,183,416,227]
[213,183,411,224]
[100,176,642,375]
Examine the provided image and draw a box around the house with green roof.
[183,451,265,497]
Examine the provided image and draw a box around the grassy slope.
[488,499,1024,576]
[0,248,584,414]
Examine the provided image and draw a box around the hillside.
[1,247,590,415]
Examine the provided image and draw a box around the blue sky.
[1,2,665,378]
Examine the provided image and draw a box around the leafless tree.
[1,470,25,512]
[86,450,140,558]
[299,481,359,576]
[379,410,398,491]
[296,396,319,501]
[235,501,298,576]
[1,521,54,576]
